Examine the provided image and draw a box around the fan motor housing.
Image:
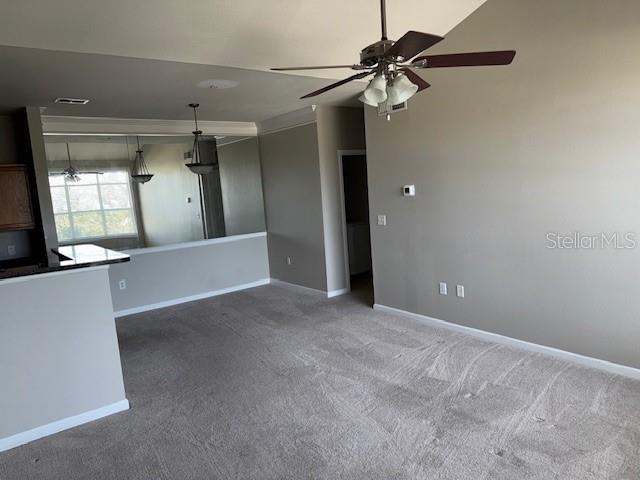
[360,40,395,66]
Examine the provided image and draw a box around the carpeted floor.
[1,282,639,479]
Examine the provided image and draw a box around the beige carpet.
[1,282,639,479]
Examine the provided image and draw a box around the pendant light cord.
[66,143,72,168]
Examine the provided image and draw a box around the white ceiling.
[0,0,487,121]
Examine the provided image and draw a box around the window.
[49,170,138,242]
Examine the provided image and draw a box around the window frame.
[49,170,139,243]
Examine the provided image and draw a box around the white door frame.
[337,149,367,292]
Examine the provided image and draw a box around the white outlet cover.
[377,214,387,226]
[119,279,127,290]
[439,282,448,295]
[7,245,16,256]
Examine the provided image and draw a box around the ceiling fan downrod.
[380,0,388,41]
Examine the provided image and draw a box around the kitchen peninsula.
[0,244,130,451]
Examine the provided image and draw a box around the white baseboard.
[270,279,348,298]
[270,278,326,295]
[114,278,271,318]
[0,399,129,453]
[327,287,350,298]
[373,304,640,381]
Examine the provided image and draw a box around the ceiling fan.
[272,0,515,108]
[49,144,103,182]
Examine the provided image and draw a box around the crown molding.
[256,106,317,136]
[41,115,257,137]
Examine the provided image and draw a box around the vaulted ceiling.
[0,0,487,121]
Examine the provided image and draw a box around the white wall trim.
[114,278,270,317]
[270,278,349,298]
[0,399,129,453]
[257,106,317,135]
[123,232,266,256]
[270,278,327,296]
[373,304,640,381]
[0,265,109,286]
[327,287,350,298]
[42,115,258,137]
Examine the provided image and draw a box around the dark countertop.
[0,244,130,281]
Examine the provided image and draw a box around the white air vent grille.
[54,97,90,105]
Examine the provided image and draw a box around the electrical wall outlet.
[456,285,465,298]
[7,245,16,256]
[286,256,292,265]
[118,279,127,290]
[377,214,387,226]
[439,282,448,295]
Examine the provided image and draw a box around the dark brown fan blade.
[412,50,516,68]
[300,71,372,99]
[385,31,444,61]
[272,65,362,71]
[399,68,430,92]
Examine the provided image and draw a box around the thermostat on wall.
[403,185,415,197]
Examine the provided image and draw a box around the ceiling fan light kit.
[50,143,104,182]
[272,0,516,114]
[387,73,418,106]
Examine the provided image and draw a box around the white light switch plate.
[7,245,16,256]
[456,285,465,298]
[439,282,448,295]
[377,215,387,226]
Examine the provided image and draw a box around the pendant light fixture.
[185,103,215,175]
[131,136,153,184]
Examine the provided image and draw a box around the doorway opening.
[338,150,373,306]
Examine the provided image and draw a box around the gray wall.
[218,137,266,236]
[365,0,640,368]
[109,234,270,312]
[0,267,127,440]
[259,124,328,291]
[316,107,366,292]
[137,143,205,247]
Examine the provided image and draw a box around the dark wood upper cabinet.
[0,164,36,231]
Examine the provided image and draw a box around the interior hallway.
[1,283,638,479]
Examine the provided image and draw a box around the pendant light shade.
[131,136,153,184]
[362,74,388,105]
[185,103,215,175]
[386,73,418,106]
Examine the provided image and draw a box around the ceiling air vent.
[54,97,90,105]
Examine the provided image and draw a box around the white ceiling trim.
[41,115,257,136]
[256,106,317,136]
